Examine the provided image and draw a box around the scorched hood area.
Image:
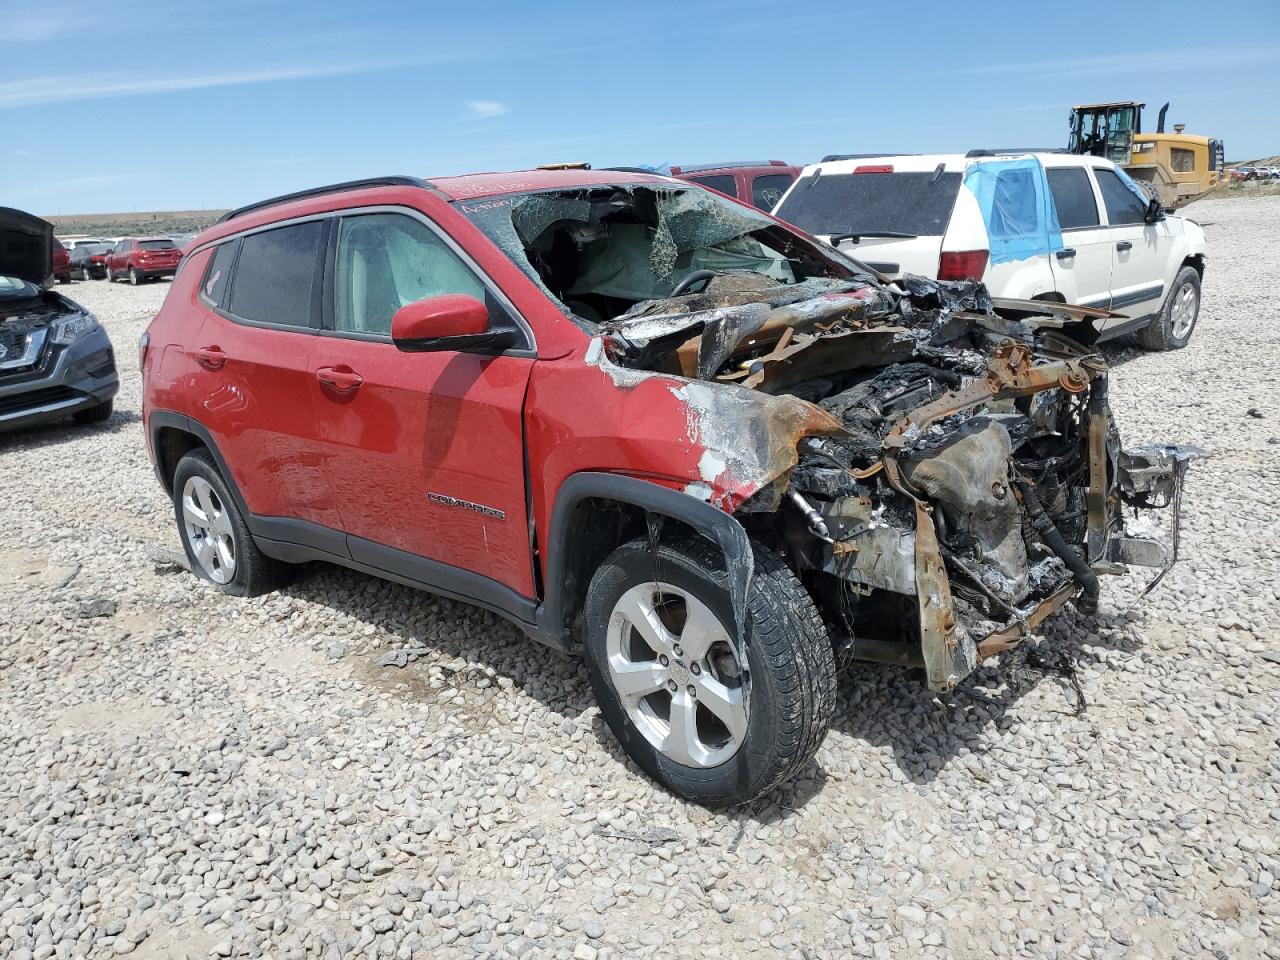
[466,184,1198,689]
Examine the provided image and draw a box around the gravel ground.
[2,198,1277,960]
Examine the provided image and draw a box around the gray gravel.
[2,199,1278,959]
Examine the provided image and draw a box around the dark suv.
[1,209,118,431]
[142,171,1191,804]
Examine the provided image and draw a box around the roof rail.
[819,153,918,163]
[964,148,1066,158]
[216,176,433,225]
[669,160,788,174]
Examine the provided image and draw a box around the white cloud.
[465,100,509,120]
[0,54,475,111]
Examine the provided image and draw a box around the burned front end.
[460,181,1195,690]
[600,276,1195,689]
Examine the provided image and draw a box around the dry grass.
[44,209,229,236]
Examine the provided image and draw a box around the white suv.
[773,151,1207,350]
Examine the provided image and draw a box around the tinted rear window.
[228,222,323,327]
[139,240,176,250]
[776,171,962,237]
[688,174,737,198]
[1046,168,1100,229]
[752,173,795,211]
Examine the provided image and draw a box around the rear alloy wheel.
[583,535,836,806]
[129,267,141,286]
[172,449,284,596]
[1137,265,1200,351]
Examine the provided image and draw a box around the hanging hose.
[1014,476,1100,613]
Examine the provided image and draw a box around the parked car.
[773,151,1207,351]
[1,208,119,431]
[142,171,1191,804]
[105,237,182,284]
[51,239,71,285]
[70,242,114,280]
[670,160,800,210]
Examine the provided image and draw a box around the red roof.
[430,168,672,201]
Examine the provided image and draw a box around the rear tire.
[583,534,836,806]
[129,267,141,286]
[72,399,113,425]
[172,449,284,597]
[1137,265,1200,351]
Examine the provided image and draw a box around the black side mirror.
[1144,195,1163,224]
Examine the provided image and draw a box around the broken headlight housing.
[51,311,100,345]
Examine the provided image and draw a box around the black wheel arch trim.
[536,472,754,656]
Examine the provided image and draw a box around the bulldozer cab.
[1069,102,1143,165]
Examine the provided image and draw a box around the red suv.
[670,160,800,210]
[142,171,1190,804]
[106,236,182,284]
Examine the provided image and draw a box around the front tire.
[72,399,113,425]
[583,535,836,806]
[1137,265,1200,351]
[172,449,283,597]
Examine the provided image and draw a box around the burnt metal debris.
[600,271,1198,691]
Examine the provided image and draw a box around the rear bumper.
[0,326,119,432]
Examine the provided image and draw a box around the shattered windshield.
[458,184,853,326]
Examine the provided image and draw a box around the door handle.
[316,366,363,392]
[1055,247,1077,261]
[1115,240,1133,252]
[194,346,227,370]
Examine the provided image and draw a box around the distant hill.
[45,209,230,237]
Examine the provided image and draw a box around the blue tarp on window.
[962,157,1064,265]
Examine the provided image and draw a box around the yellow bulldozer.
[1068,101,1224,209]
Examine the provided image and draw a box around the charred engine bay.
[602,271,1123,658]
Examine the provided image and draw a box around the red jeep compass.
[106,236,182,284]
[142,171,1192,804]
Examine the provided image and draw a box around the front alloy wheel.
[584,535,836,806]
[605,581,748,768]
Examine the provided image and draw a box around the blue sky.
[4,0,1278,215]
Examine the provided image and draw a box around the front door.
[1092,166,1169,328]
[1044,166,1113,310]
[310,209,537,597]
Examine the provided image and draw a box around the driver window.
[335,213,486,335]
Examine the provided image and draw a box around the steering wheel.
[670,270,716,296]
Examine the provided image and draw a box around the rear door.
[1044,165,1113,308]
[310,207,538,597]
[1093,165,1170,325]
[773,163,963,278]
[186,220,344,538]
